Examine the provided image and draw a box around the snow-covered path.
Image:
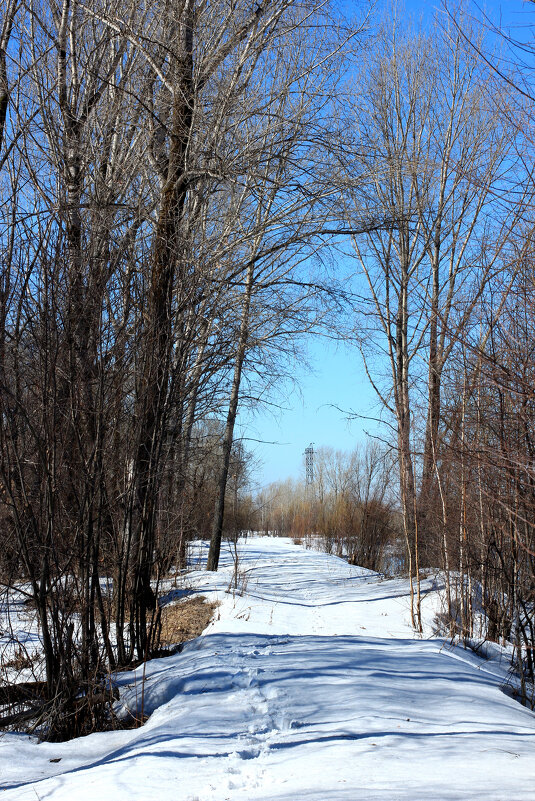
[2,537,535,800]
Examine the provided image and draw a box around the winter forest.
[1,0,535,780]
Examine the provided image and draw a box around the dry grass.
[2,645,37,672]
[159,596,219,648]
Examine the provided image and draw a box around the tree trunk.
[207,262,254,571]
[130,0,195,658]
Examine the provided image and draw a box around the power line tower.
[304,443,314,488]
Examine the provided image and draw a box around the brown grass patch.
[2,645,38,672]
[159,596,219,648]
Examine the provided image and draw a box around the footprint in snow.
[262,684,278,700]
[231,670,257,689]
[237,746,261,760]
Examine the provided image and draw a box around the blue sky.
[238,336,383,488]
[239,0,530,489]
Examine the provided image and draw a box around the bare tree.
[339,13,519,628]
[203,3,372,570]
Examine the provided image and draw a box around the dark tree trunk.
[207,263,254,571]
[130,1,195,658]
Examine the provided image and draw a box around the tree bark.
[207,262,254,571]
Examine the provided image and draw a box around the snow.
[2,536,535,800]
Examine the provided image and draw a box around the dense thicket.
[0,0,363,737]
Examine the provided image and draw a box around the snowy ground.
[2,536,535,800]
